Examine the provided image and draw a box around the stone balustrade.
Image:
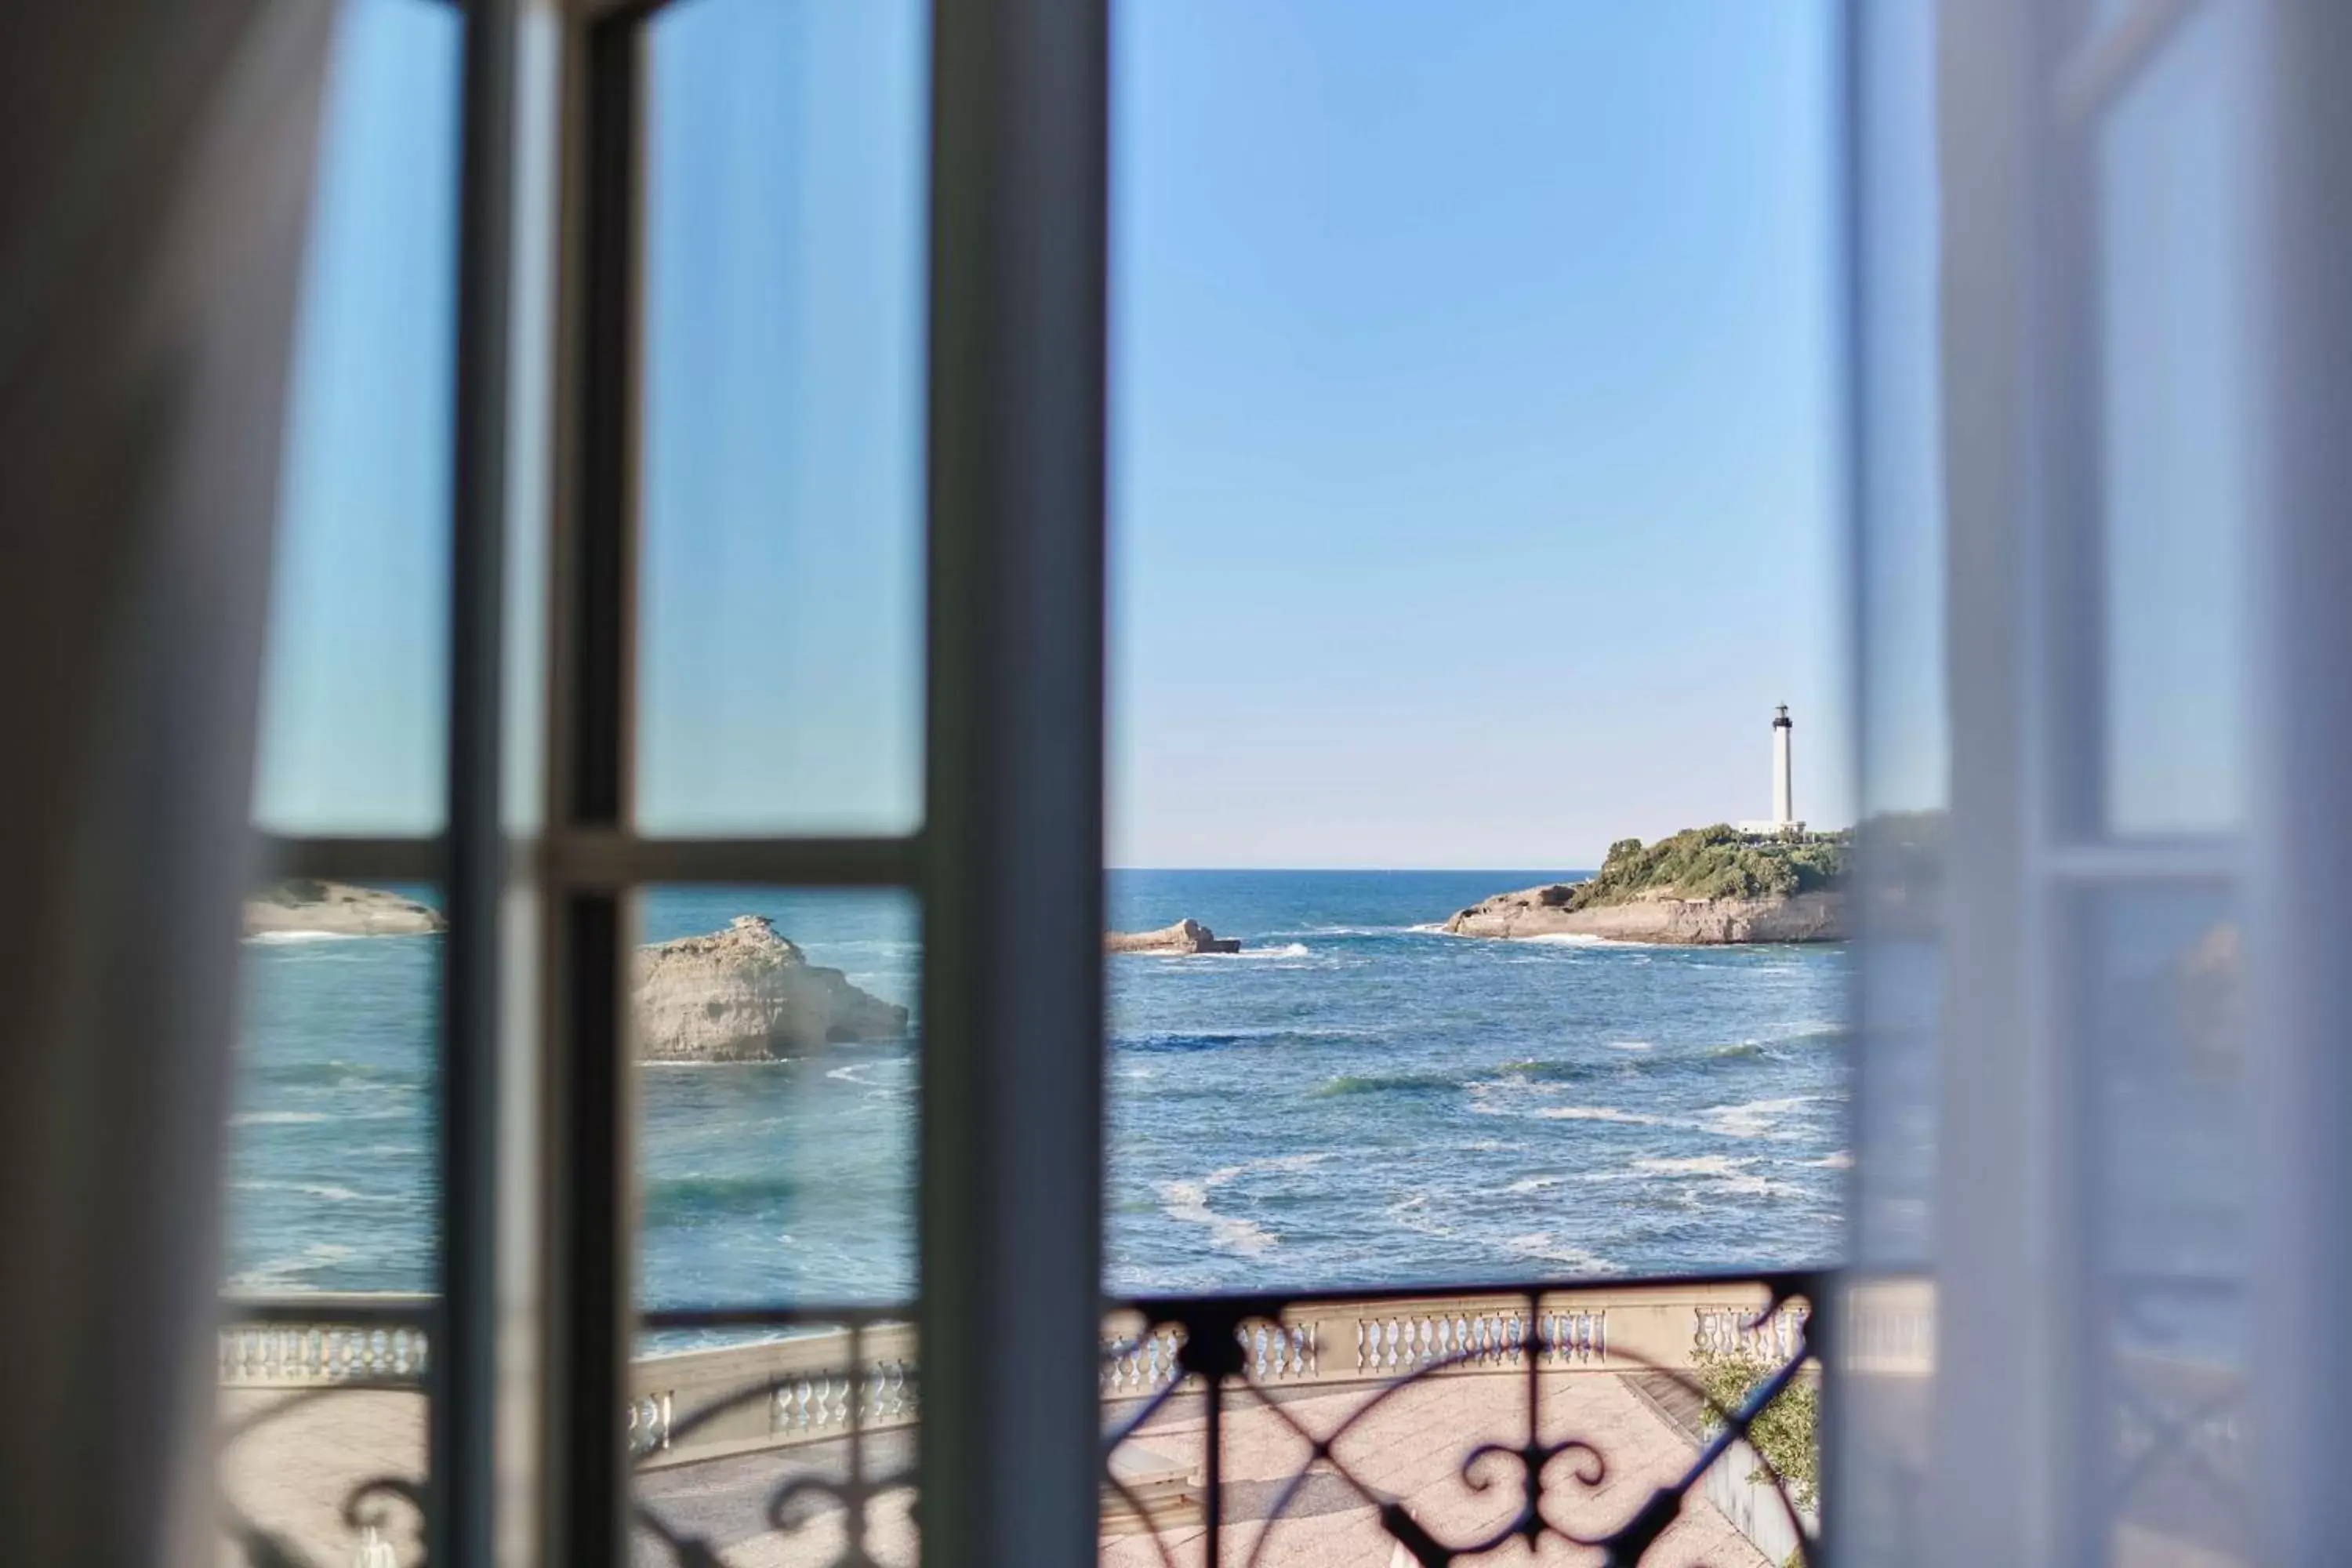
[218,1297,434,1386]
[222,1280,1817,1472]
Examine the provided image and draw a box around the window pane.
[220,1383,430,1566]
[252,0,459,837]
[1849,0,1947,1275]
[1838,4,1944,1563]
[630,887,920,1566]
[630,1312,919,1567]
[223,877,441,1566]
[2083,887,2249,1564]
[229,883,441,1294]
[2094,0,2258,837]
[634,887,919,1315]
[634,0,928,836]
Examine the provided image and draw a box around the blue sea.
[226,872,1849,1308]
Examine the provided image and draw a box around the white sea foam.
[1521,932,1616,948]
[1156,1177,1275,1257]
[1811,1151,1855,1169]
[1700,1097,1813,1140]
[230,1111,330,1126]
[1152,1150,1339,1256]
[1253,1150,1342,1174]
[1504,1233,1620,1273]
[1386,1192,1456,1238]
[233,1179,368,1203]
[1406,922,1456,935]
[1632,1155,1757,1179]
[244,930,365,945]
[227,1242,358,1290]
[1236,942,1312,959]
[1506,1175,1563,1193]
[1605,1040,1654,1052]
[1535,1105,1664,1125]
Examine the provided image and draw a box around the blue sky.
[255,0,1851,867]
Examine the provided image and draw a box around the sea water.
[224,871,1848,1310]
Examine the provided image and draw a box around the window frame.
[260,2,1109,1565]
[1891,2,2248,1563]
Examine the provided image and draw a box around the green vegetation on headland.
[1537,825,1849,913]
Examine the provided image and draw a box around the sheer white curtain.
[0,3,332,1562]
[1844,1,2352,1563]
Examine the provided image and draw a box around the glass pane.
[2095,0,2259,837]
[219,1382,430,1566]
[229,880,441,1294]
[634,0,928,835]
[2083,888,2249,1564]
[1840,2,1944,1563]
[1849,0,1947,1273]
[223,877,440,1566]
[252,0,460,837]
[630,887,919,1566]
[631,1312,919,1567]
[634,887,919,1316]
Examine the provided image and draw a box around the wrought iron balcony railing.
[219,1270,1844,1566]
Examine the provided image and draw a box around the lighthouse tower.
[1772,704,1795,829]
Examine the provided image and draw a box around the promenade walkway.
[220,1370,1773,1566]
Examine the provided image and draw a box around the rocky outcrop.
[1443,887,1844,945]
[1105,918,1242,955]
[245,880,446,936]
[633,916,909,1060]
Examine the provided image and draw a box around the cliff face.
[633,916,909,1060]
[245,880,446,936]
[1105,918,1241,955]
[1444,887,1844,945]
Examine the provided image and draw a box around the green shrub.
[1555,826,1849,911]
[1690,1345,1819,1512]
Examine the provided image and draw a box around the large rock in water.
[245,880,446,936]
[1105,918,1241,955]
[633,916,909,1060]
[1443,887,1842,945]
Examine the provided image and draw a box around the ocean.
[226,871,1850,1312]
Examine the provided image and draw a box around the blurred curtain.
[0,2,332,1563]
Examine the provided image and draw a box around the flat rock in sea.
[245,880,446,937]
[633,915,909,1060]
[1444,887,1842,945]
[1105,918,1242,955]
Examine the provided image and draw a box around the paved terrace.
[219,1370,1775,1567]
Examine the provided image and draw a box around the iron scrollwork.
[1102,1273,1823,1568]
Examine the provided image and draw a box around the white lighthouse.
[1773,704,1795,827]
[1740,704,1804,837]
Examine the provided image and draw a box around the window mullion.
[433,0,523,1563]
[918,1,1110,1563]
[537,11,644,1567]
